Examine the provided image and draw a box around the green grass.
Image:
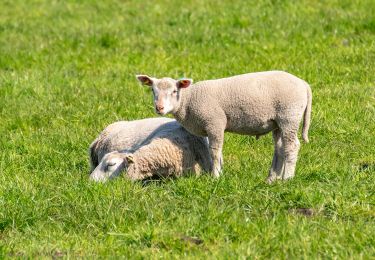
[1,0,374,258]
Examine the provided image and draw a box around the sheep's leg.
[192,162,202,176]
[207,131,224,178]
[267,129,283,183]
[280,130,300,180]
[219,150,224,169]
[209,147,223,177]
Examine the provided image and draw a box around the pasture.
[0,0,374,258]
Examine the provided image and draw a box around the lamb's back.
[194,71,307,103]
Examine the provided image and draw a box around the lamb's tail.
[89,138,99,173]
[302,83,312,143]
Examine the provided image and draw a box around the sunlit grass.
[0,0,374,257]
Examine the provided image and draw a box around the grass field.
[1,0,374,258]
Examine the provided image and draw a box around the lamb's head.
[89,151,135,182]
[136,75,192,115]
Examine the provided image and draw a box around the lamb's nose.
[156,105,164,112]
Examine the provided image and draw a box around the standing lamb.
[89,121,211,182]
[136,71,312,183]
[89,117,174,173]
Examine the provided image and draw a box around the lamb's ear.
[177,78,193,89]
[124,154,134,164]
[136,75,154,87]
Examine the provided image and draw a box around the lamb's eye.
[172,90,178,94]
[107,161,116,167]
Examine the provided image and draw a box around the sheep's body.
[137,70,312,182]
[89,121,211,182]
[89,117,174,172]
[175,71,311,139]
[125,123,211,180]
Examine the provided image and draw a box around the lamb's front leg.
[207,130,224,178]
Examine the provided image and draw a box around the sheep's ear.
[124,154,134,164]
[177,78,193,89]
[136,75,154,87]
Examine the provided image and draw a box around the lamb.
[89,117,174,173]
[136,70,312,183]
[89,121,211,182]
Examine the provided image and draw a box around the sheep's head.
[136,75,192,115]
[89,151,135,182]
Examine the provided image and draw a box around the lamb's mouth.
[155,109,166,115]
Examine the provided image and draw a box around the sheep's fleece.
[137,70,312,183]
[89,117,174,172]
[89,119,211,182]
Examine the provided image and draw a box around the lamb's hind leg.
[280,128,300,180]
[267,129,283,183]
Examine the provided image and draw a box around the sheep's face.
[136,75,192,115]
[89,151,134,182]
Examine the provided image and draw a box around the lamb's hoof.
[212,172,221,178]
[212,169,222,178]
[266,176,276,184]
[266,174,282,184]
[281,175,294,181]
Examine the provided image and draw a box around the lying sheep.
[137,71,312,183]
[89,121,211,182]
[89,117,174,172]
